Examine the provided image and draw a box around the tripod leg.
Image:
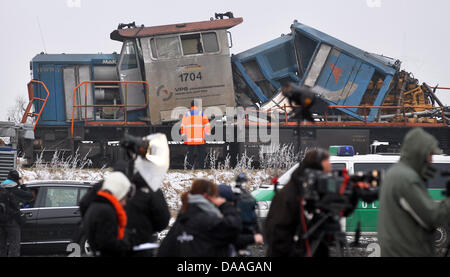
[334,232,350,257]
[335,240,342,257]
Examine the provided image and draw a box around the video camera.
[281,82,329,122]
[301,168,380,215]
[120,133,170,192]
[294,168,381,256]
[120,133,152,159]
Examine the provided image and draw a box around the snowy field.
[18,145,296,212]
[18,165,275,213]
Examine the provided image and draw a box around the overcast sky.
[1,0,449,121]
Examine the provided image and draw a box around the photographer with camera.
[0,170,33,257]
[116,133,171,256]
[265,148,332,257]
[378,128,450,257]
[125,171,170,257]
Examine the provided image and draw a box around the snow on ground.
[18,166,276,213]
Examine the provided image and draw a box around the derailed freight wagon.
[21,14,450,167]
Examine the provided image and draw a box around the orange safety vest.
[180,106,211,145]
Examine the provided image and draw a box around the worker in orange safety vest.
[181,100,211,169]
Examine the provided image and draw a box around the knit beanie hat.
[7,170,20,183]
[102,172,131,201]
[218,184,235,202]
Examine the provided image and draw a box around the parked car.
[19,180,95,256]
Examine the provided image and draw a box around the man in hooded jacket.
[378,128,450,257]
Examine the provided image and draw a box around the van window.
[428,164,450,189]
[202,32,219,53]
[332,163,346,170]
[181,33,203,55]
[155,36,182,59]
[354,163,394,173]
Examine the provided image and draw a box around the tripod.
[302,210,350,257]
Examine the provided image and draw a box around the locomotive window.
[242,59,277,99]
[155,36,182,59]
[150,38,158,58]
[120,41,138,70]
[181,33,203,55]
[202,32,219,53]
[294,31,319,79]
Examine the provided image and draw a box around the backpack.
[0,187,16,224]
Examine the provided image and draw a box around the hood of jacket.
[187,194,222,218]
[400,128,441,180]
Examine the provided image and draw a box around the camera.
[294,168,381,256]
[281,83,329,122]
[120,133,170,192]
[301,168,380,215]
[121,133,151,159]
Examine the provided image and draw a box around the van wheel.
[433,226,449,249]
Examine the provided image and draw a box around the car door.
[34,186,81,245]
[20,185,43,245]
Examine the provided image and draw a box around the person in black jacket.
[82,172,133,257]
[217,184,263,256]
[0,170,33,257]
[158,179,242,257]
[126,172,170,257]
[265,148,332,257]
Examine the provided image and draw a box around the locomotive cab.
[111,16,243,124]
